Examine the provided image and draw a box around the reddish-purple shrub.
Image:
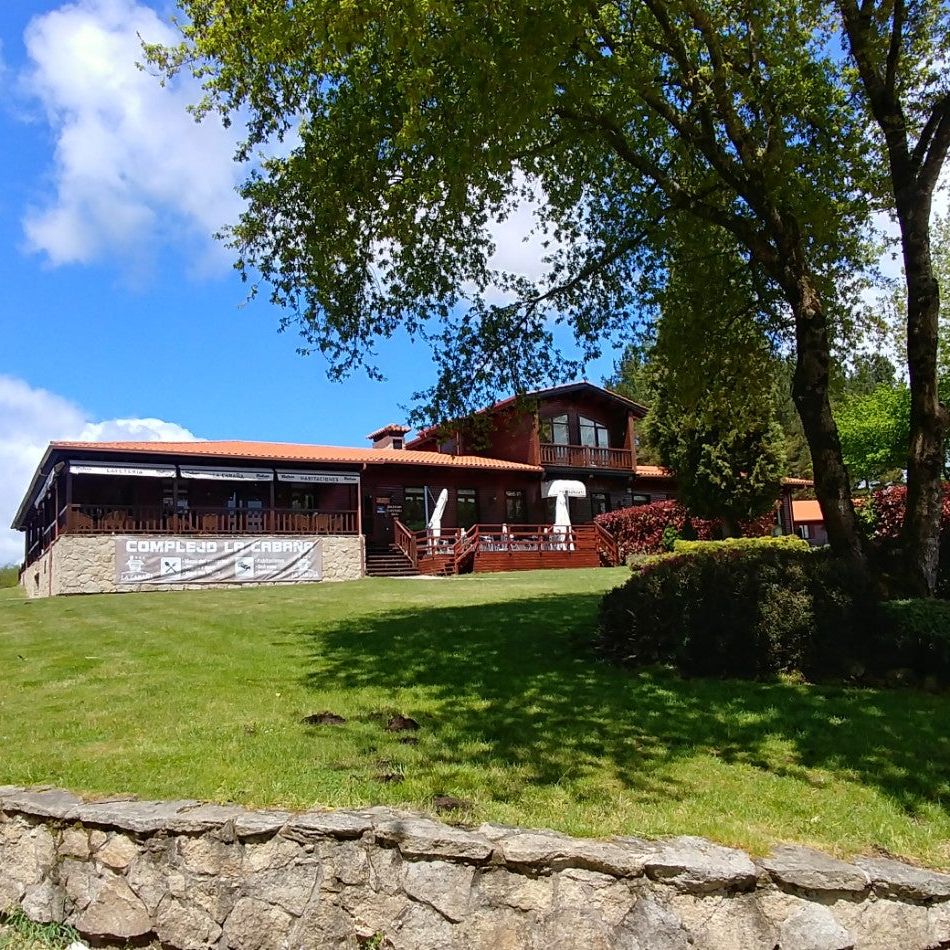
[594,500,776,559]
[865,484,950,539]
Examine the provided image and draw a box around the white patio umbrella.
[542,480,586,550]
[426,488,449,539]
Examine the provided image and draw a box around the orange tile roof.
[634,464,673,478]
[49,440,543,473]
[792,499,823,523]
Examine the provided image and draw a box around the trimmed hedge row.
[598,545,948,686]
[672,535,809,555]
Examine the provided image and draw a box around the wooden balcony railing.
[63,505,358,536]
[539,443,633,469]
[392,520,621,574]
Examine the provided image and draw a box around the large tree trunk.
[787,272,866,565]
[898,200,948,595]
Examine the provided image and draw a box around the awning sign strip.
[276,470,360,485]
[179,466,274,482]
[70,462,176,478]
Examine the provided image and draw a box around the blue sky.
[0,0,622,562]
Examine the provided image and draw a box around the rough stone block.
[497,830,651,877]
[402,858,475,922]
[71,873,152,940]
[155,896,223,950]
[644,836,758,893]
[759,846,870,894]
[613,898,691,950]
[287,810,373,840]
[778,903,854,950]
[854,855,950,902]
[95,833,139,870]
[374,815,493,862]
[221,896,294,950]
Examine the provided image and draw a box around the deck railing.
[393,520,463,569]
[63,505,358,536]
[539,443,633,469]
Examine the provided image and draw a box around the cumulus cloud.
[0,374,199,565]
[20,0,244,272]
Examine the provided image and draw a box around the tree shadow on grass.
[296,590,950,818]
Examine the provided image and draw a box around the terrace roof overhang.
[12,440,544,531]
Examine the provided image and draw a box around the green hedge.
[672,535,810,555]
[599,547,950,686]
[598,547,877,681]
[877,600,950,683]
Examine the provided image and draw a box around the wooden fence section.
[465,524,602,573]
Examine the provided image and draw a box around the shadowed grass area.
[0,570,948,866]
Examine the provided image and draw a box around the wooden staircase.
[365,545,420,578]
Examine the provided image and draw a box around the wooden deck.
[394,521,620,575]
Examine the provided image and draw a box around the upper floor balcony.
[539,443,633,470]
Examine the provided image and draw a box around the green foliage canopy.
[643,235,786,530]
[149,0,875,425]
[836,383,912,486]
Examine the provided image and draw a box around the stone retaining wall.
[2,787,949,949]
[20,534,364,598]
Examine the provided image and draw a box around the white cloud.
[20,0,244,272]
[0,374,199,565]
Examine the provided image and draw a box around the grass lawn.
[1,569,948,868]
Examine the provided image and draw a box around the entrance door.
[367,489,401,547]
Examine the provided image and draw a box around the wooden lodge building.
[13,382,804,597]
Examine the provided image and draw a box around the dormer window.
[579,416,609,448]
[392,438,403,450]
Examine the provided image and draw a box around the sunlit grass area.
[1,569,947,867]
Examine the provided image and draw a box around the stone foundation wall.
[1,787,949,949]
[20,534,364,598]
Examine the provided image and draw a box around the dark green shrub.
[877,600,950,683]
[661,524,680,552]
[598,547,876,680]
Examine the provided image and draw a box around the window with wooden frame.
[456,488,479,528]
[505,489,527,523]
[539,413,570,444]
[579,416,609,448]
[402,487,427,530]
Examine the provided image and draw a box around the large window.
[505,489,527,524]
[579,416,609,448]
[402,487,427,530]
[540,413,570,445]
[457,488,479,528]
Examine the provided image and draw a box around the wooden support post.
[53,473,60,540]
[269,477,276,533]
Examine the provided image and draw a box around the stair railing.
[452,525,480,574]
[392,519,419,570]
[593,521,621,566]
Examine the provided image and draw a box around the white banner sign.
[71,462,176,478]
[276,470,360,485]
[115,536,323,585]
[179,466,273,482]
